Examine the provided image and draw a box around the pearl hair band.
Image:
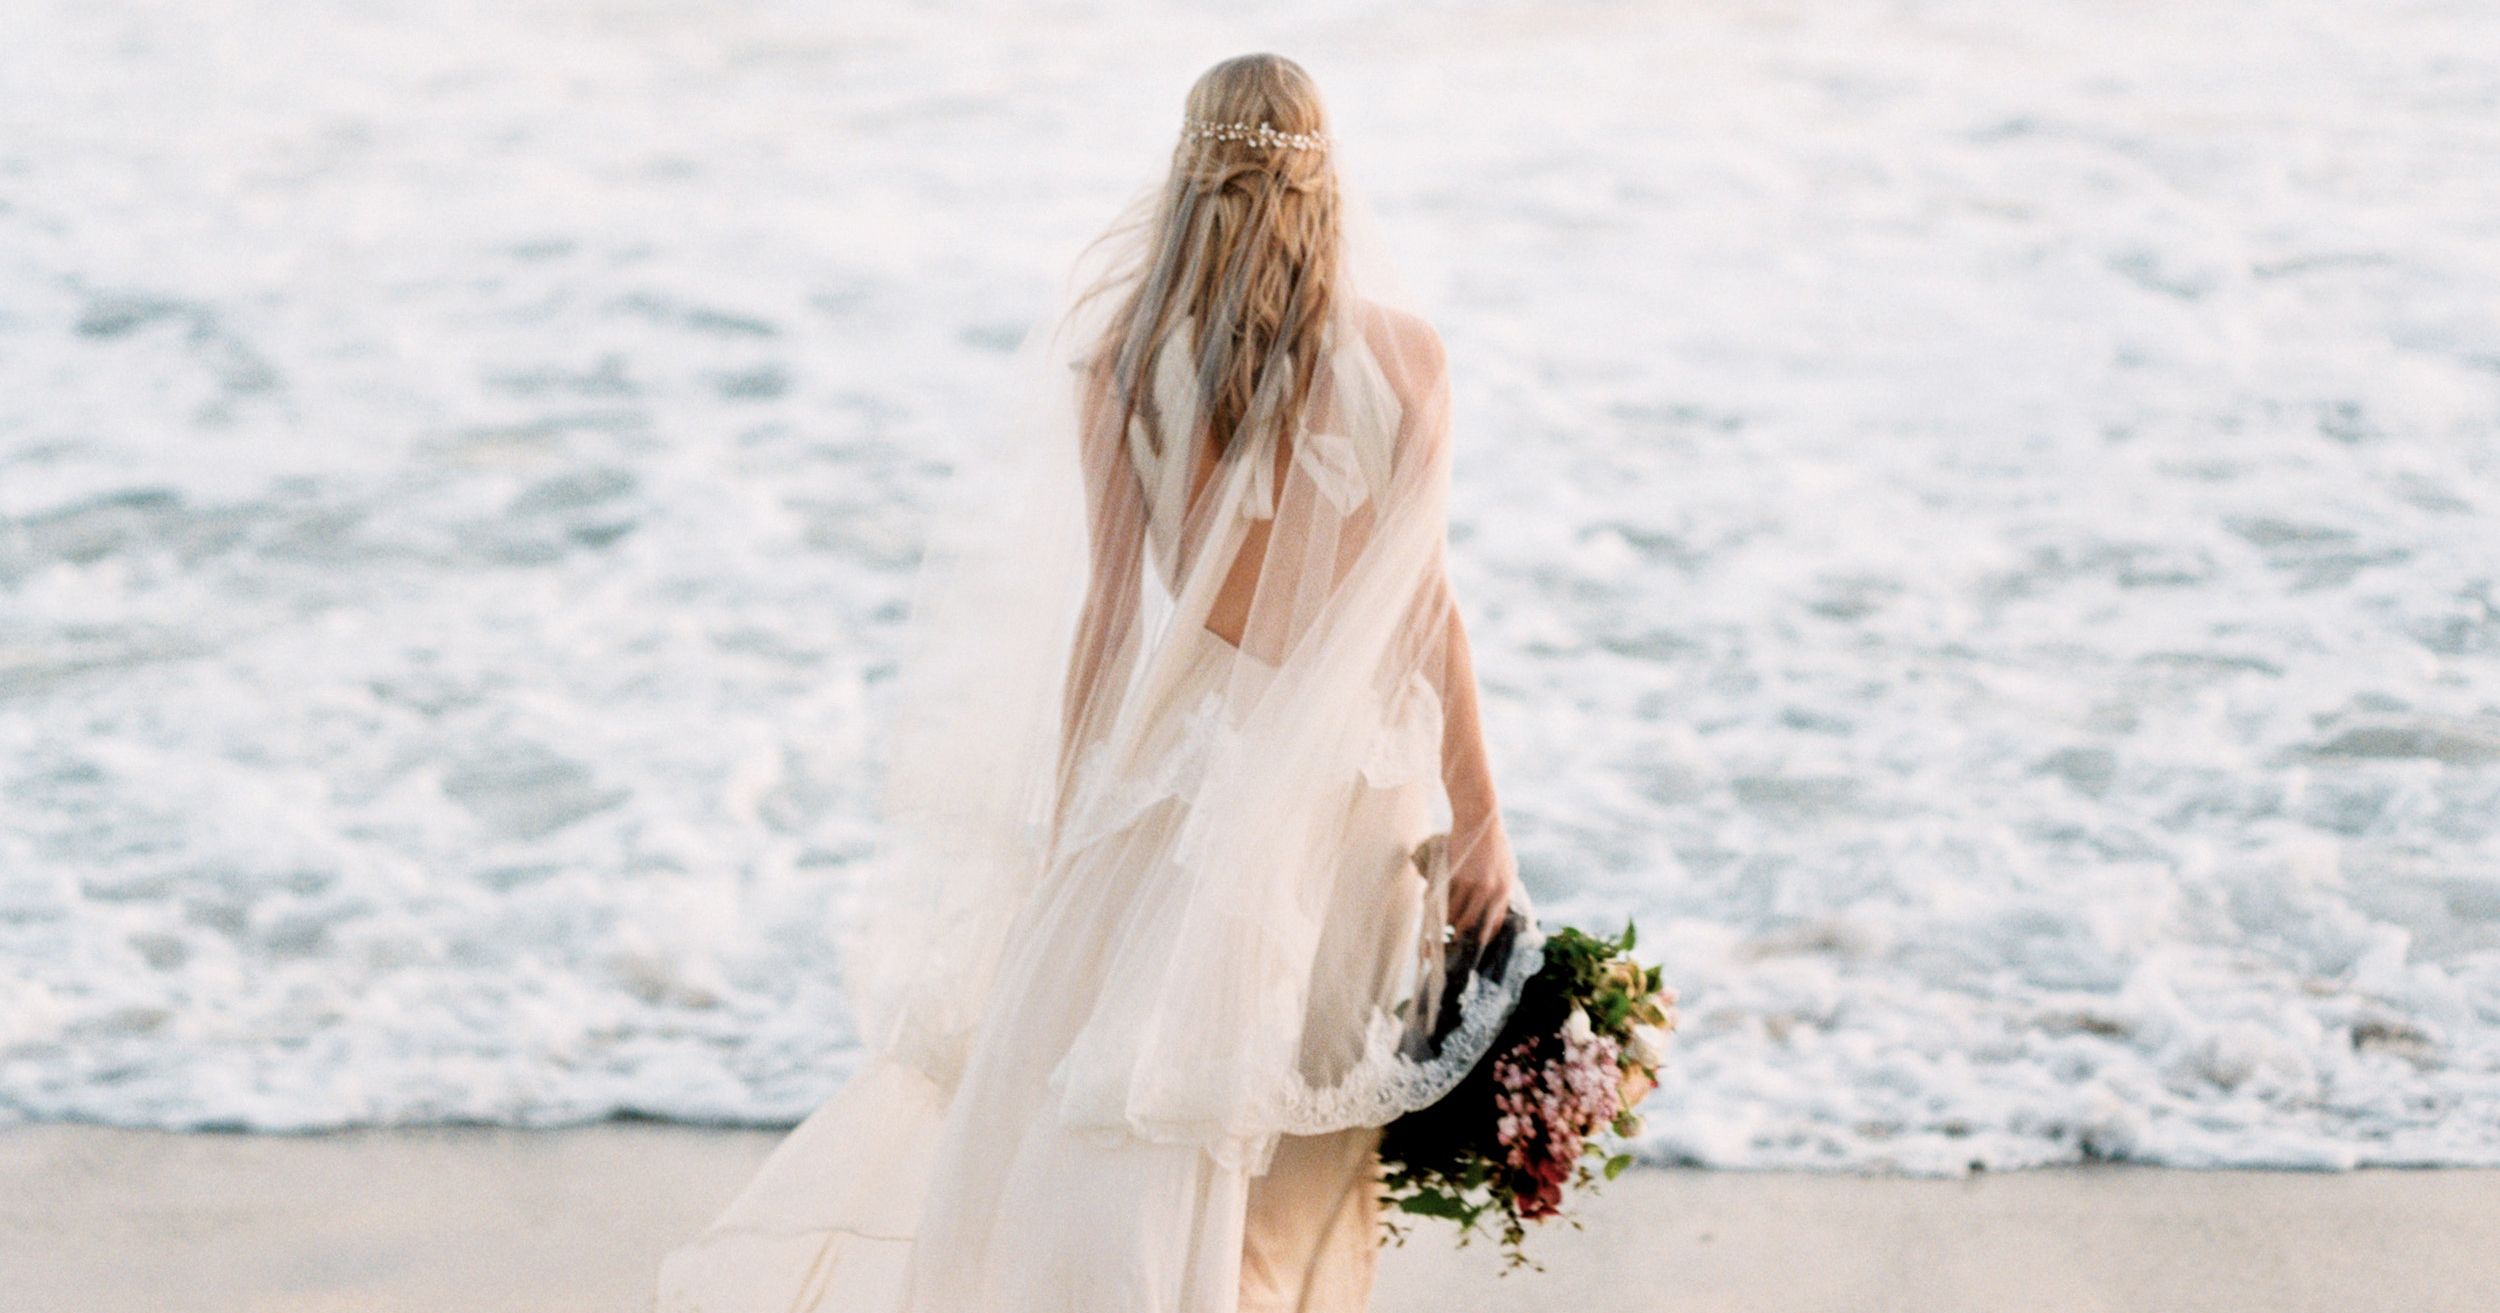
[1181,117,1331,152]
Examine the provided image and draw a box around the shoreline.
[6,1122,2495,1312]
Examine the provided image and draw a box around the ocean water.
[3,0,2496,1173]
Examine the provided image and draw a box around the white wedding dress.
[656,171,1539,1313]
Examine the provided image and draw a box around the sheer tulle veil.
[838,55,1542,1173]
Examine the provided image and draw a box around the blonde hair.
[1084,52,1342,461]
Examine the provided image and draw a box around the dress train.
[656,625,1401,1313]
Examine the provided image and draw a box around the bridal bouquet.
[1376,920,1676,1270]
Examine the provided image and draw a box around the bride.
[657,52,1541,1313]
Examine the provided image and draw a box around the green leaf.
[1604,1153,1634,1179]
[1393,1191,1474,1220]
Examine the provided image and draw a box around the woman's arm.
[1433,567,1517,943]
[1367,303,1516,942]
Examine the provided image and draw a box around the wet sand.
[4,1122,2494,1312]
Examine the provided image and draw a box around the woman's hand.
[1444,821,1517,947]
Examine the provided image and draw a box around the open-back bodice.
[1120,311,1406,598]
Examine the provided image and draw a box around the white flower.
[1626,1022,1671,1069]
[1563,1006,1594,1046]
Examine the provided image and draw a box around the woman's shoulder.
[1345,298,1447,415]
[1348,299,1445,374]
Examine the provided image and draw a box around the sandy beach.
[5,1123,2493,1313]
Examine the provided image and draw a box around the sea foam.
[2,0,2495,1171]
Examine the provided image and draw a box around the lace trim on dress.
[1271,915,1547,1134]
[1051,666,1539,1140]
[1056,685,1231,858]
